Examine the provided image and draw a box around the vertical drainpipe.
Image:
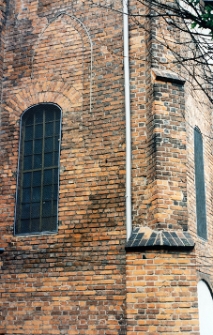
[123,0,132,240]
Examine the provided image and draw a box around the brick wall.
[146,75,187,231]
[126,1,212,334]
[0,1,127,334]
[126,250,199,335]
[0,0,213,334]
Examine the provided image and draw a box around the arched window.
[15,103,62,235]
[194,127,207,239]
[197,280,213,335]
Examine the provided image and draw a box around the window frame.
[14,103,62,236]
[197,280,213,334]
[194,126,207,240]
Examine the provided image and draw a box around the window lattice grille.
[15,104,61,235]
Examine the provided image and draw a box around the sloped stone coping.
[152,68,185,85]
[126,227,194,251]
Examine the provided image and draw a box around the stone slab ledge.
[126,226,195,251]
[152,68,185,85]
